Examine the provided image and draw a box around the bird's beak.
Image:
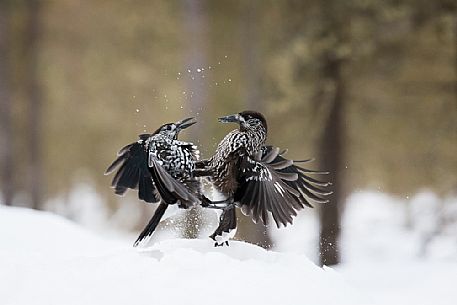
[218,113,242,124]
[176,117,197,130]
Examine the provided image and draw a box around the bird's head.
[155,117,196,139]
[218,110,267,133]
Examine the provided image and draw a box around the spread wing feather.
[262,146,331,203]
[106,135,199,208]
[104,138,159,203]
[234,146,331,228]
[235,156,299,227]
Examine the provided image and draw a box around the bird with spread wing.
[105,117,201,246]
[196,111,331,246]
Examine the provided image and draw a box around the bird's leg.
[216,202,235,214]
[211,201,236,247]
[200,195,233,209]
[214,241,230,247]
[195,160,210,169]
[192,168,213,178]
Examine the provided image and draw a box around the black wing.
[133,201,168,247]
[234,146,331,228]
[148,156,198,208]
[262,145,331,205]
[105,135,159,203]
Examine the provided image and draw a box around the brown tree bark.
[312,0,351,267]
[0,2,14,206]
[24,0,44,210]
[453,13,457,184]
[318,55,346,266]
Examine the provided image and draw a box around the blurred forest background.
[0,0,456,266]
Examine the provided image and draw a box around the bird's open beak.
[218,113,241,124]
[176,117,197,130]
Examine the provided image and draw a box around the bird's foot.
[200,196,229,210]
[201,196,211,208]
[213,241,230,247]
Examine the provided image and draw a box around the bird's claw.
[213,241,230,247]
[200,196,211,208]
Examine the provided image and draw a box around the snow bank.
[337,191,457,305]
[270,190,457,305]
[0,206,370,305]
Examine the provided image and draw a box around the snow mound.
[0,206,371,305]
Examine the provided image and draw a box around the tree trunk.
[25,0,44,210]
[182,0,208,239]
[318,56,346,266]
[234,1,272,249]
[0,2,14,206]
[454,12,457,108]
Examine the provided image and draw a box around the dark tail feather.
[133,202,168,247]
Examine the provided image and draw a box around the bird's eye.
[162,125,172,132]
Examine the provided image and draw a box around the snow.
[273,190,457,305]
[0,205,370,305]
[2,189,456,305]
[336,191,457,305]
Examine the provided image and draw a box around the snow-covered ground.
[337,192,457,305]
[1,190,456,305]
[274,191,457,305]
[0,205,369,305]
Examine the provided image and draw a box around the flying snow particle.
[136,109,139,113]
[197,68,202,72]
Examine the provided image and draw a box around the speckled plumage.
[147,135,199,183]
[208,118,267,195]
[201,111,331,244]
[105,118,200,246]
